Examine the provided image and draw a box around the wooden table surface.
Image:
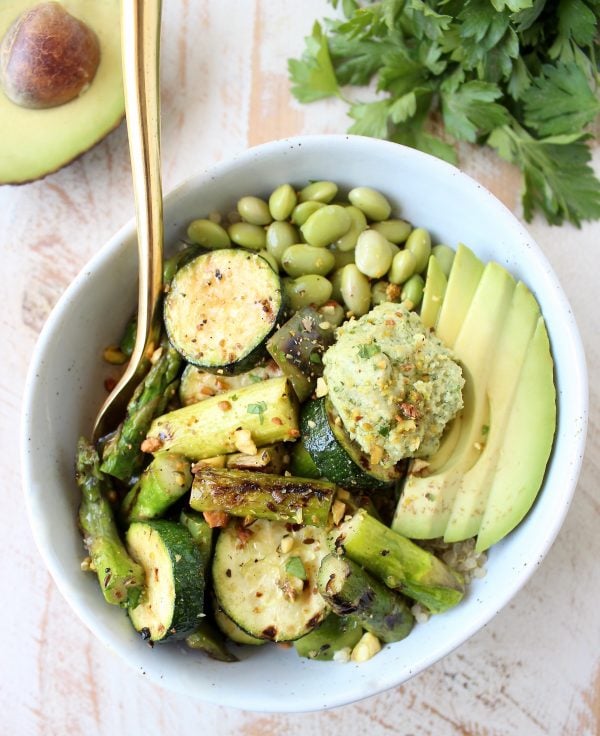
[2,2,599,734]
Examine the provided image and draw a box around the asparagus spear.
[332,510,465,613]
[143,376,298,460]
[190,466,336,527]
[120,453,192,524]
[100,341,182,481]
[185,619,238,662]
[179,508,214,561]
[317,554,414,643]
[76,437,145,608]
[293,613,363,661]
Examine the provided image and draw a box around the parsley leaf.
[357,342,382,359]
[289,0,600,227]
[524,63,600,137]
[488,124,600,226]
[441,80,510,142]
[288,22,340,102]
[247,401,268,424]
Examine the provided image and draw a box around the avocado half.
[0,0,124,184]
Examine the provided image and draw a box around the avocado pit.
[0,1,100,109]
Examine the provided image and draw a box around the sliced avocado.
[443,282,540,543]
[392,261,516,539]
[435,243,484,347]
[0,0,123,184]
[475,317,556,552]
[420,254,447,330]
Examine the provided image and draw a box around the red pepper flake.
[104,376,117,392]
[218,400,232,411]
[271,416,283,426]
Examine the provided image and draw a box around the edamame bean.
[406,227,431,273]
[354,230,393,279]
[269,184,297,221]
[291,200,325,227]
[187,219,231,249]
[301,205,351,248]
[401,274,425,309]
[298,180,338,203]
[431,244,455,277]
[371,219,412,244]
[228,222,267,251]
[331,246,356,270]
[284,274,333,311]
[266,221,299,265]
[335,206,367,252]
[340,264,371,317]
[371,281,391,307]
[329,268,344,303]
[258,251,279,272]
[281,244,335,278]
[348,186,392,222]
[388,250,417,285]
[237,196,272,226]
[318,300,345,327]
[387,241,400,257]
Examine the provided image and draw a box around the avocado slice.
[392,261,516,540]
[420,254,447,330]
[411,244,482,477]
[475,317,556,551]
[0,0,123,184]
[443,282,541,543]
[435,243,484,348]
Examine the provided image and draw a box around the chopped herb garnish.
[378,423,391,438]
[309,351,322,364]
[285,556,307,580]
[481,424,490,436]
[247,401,268,424]
[248,374,263,384]
[357,343,381,359]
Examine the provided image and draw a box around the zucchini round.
[164,249,284,374]
[300,398,400,490]
[126,520,206,643]
[213,519,330,642]
[213,600,266,646]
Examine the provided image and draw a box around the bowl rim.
[20,134,589,711]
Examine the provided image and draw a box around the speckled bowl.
[21,135,588,712]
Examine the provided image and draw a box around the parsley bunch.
[288,0,600,227]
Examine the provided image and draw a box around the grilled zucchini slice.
[126,521,205,642]
[164,249,284,374]
[213,519,330,642]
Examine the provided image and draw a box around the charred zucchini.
[164,250,284,374]
[213,519,330,641]
[179,361,281,407]
[300,398,401,490]
[266,306,336,401]
[126,520,206,642]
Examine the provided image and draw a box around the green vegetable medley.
[288,0,600,226]
[76,178,555,664]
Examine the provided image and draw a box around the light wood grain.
[2,1,599,734]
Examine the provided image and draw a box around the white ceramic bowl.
[21,135,588,712]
